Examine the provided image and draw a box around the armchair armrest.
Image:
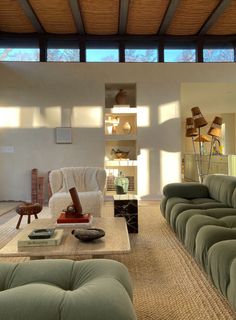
[163,183,209,199]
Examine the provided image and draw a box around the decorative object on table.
[57,187,92,225]
[115,89,128,105]
[186,107,223,183]
[122,121,132,134]
[28,228,55,239]
[17,229,64,247]
[114,171,129,194]
[16,202,42,229]
[71,228,105,242]
[111,148,129,159]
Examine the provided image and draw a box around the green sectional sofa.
[160,174,236,310]
[0,259,137,320]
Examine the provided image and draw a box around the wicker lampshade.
[194,134,211,142]
[207,116,223,138]
[185,117,198,137]
[191,107,208,128]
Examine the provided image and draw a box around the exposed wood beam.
[158,0,181,35]
[198,0,232,35]
[18,0,44,33]
[69,0,85,34]
[119,0,129,34]
[1,32,236,43]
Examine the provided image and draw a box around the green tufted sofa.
[160,174,236,310]
[0,258,137,320]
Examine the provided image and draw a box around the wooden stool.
[16,203,42,229]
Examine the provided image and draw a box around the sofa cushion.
[175,208,236,244]
[168,200,227,230]
[0,259,136,320]
[163,183,209,199]
[204,174,236,207]
[195,225,236,271]
[184,213,236,255]
[207,240,236,298]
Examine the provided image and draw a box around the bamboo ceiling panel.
[166,0,220,35]
[0,0,35,33]
[207,1,236,35]
[29,0,77,34]
[80,0,119,35]
[127,0,169,35]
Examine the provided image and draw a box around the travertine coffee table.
[0,217,130,260]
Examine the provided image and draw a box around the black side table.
[113,195,138,233]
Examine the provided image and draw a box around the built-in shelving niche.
[105,83,136,108]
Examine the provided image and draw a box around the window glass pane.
[125,49,157,62]
[203,48,234,62]
[47,49,80,62]
[86,49,119,62]
[164,49,196,62]
[0,48,39,61]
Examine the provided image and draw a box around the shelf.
[105,160,137,167]
[105,107,137,114]
[105,134,136,141]
[105,83,136,109]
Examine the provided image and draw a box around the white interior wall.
[1,62,236,201]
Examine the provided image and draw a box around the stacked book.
[18,229,63,248]
[56,213,93,227]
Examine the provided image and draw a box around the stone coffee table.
[0,217,130,260]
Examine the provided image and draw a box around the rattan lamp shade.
[194,134,211,142]
[191,107,208,128]
[207,116,223,138]
[185,117,198,137]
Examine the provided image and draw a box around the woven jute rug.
[0,201,22,217]
[0,203,235,319]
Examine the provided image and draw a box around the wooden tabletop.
[0,217,131,259]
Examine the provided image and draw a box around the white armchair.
[48,167,106,217]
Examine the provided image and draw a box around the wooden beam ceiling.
[69,0,85,35]
[119,0,129,34]
[18,0,44,33]
[158,0,181,35]
[198,0,232,35]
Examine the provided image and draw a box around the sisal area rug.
[0,203,235,319]
[0,201,22,217]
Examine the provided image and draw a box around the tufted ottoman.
[0,259,137,320]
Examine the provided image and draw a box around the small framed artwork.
[55,127,72,144]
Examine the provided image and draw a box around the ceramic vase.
[114,171,129,194]
[115,89,128,105]
[123,122,131,134]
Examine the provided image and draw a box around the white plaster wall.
[1,62,236,201]
[222,113,236,154]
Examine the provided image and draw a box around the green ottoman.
[0,259,137,320]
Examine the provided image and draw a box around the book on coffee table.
[56,213,93,227]
[18,229,64,247]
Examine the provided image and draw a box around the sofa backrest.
[49,167,107,194]
[204,174,236,207]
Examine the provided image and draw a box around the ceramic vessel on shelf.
[123,122,131,134]
[114,171,129,194]
[115,89,128,105]
[111,148,129,159]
